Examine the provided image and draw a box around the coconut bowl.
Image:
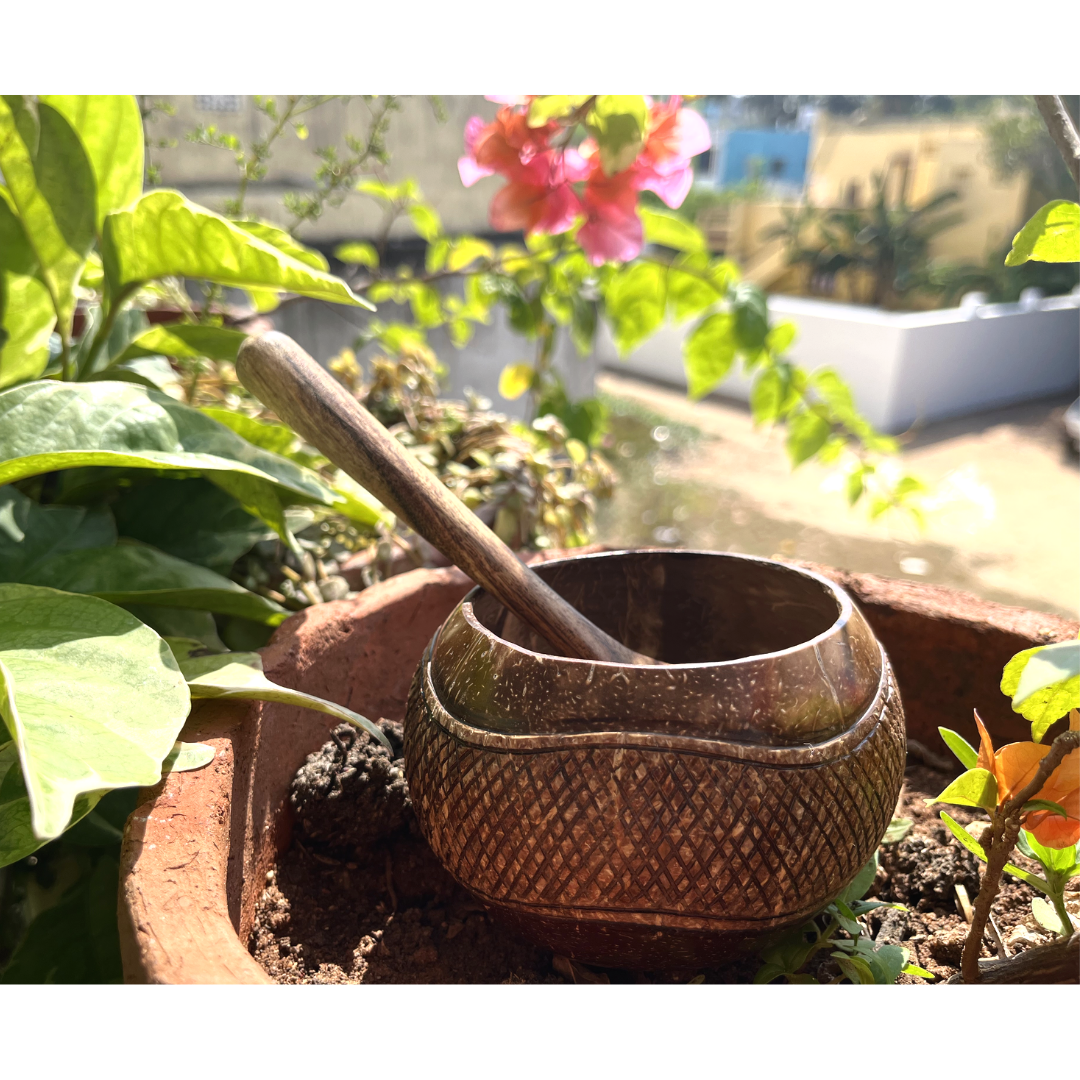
[403,549,906,969]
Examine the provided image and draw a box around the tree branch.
[1033,95,1080,189]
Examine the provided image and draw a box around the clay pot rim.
[459,547,856,669]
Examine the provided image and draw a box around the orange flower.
[974,710,1079,848]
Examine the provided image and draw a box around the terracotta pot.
[118,559,1077,983]
[406,550,905,968]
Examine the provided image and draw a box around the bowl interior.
[473,549,843,664]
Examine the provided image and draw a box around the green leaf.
[752,962,788,985]
[683,312,737,400]
[1006,640,1080,739]
[1021,798,1068,818]
[447,237,494,272]
[527,96,591,127]
[118,323,248,364]
[833,953,876,984]
[587,96,648,176]
[1004,862,1052,892]
[0,583,190,843]
[198,407,298,458]
[0,850,123,982]
[334,241,378,269]
[940,811,988,861]
[785,410,831,466]
[112,476,269,571]
[731,283,769,354]
[1004,200,1080,266]
[640,207,706,253]
[408,203,442,242]
[929,767,998,810]
[881,817,914,844]
[0,485,117,582]
[0,97,96,337]
[179,651,391,751]
[1031,896,1070,935]
[666,256,722,324]
[1,741,100,866]
[0,380,336,511]
[499,363,535,401]
[838,852,879,904]
[766,321,797,355]
[233,220,329,271]
[161,740,215,774]
[831,899,863,937]
[1019,827,1077,874]
[131,607,227,654]
[750,367,786,426]
[901,962,935,980]
[327,470,390,528]
[871,943,907,984]
[938,726,979,769]
[605,262,667,355]
[101,190,373,308]
[19,540,286,624]
[40,95,143,232]
[570,295,598,356]
[0,192,55,389]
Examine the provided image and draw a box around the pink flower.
[489,151,586,234]
[633,96,711,209]
[457,97,711,266]
[577,158,642,265]
[458,116,495,187]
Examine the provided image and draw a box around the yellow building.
[698,115,1030,296]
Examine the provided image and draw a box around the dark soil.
[249,732,1076,984]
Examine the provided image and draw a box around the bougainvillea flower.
[487,151,588,235]
[458,116,496,187]
[974,710,1079,847]
[632,96,713,208]
[578,163,642,265]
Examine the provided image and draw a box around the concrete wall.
[145,95,502,244]
[600,292,1080,433]
[269,294,598,421]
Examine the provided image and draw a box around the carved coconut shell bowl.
[405,549,906,969]
[233,336,905,972]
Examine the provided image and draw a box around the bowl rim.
[456,547,858,670]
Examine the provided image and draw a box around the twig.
[954,883,974,923]
[987,913,1010,960]
[1034,95,1080,188]
[961,728,1080,982]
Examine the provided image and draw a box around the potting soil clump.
[249,732,1077,984]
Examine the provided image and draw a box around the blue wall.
[719,130,810,187]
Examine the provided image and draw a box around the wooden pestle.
[236,332,657,665]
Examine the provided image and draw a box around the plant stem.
[59,334,74,381]
[1050,890,1073,936]
[82,282,140,375]
[1033,95,1080,189]
[961,728,1080,982]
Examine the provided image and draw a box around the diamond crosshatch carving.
[405,656,906,954]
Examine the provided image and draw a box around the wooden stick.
[236,332,657,666]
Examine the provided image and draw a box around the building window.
[195,95,243,113]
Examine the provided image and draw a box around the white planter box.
[600,292,1080,433]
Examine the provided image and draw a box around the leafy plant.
[754,851,934,984]
[765,174,964,309]
[932,640,1079,982]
